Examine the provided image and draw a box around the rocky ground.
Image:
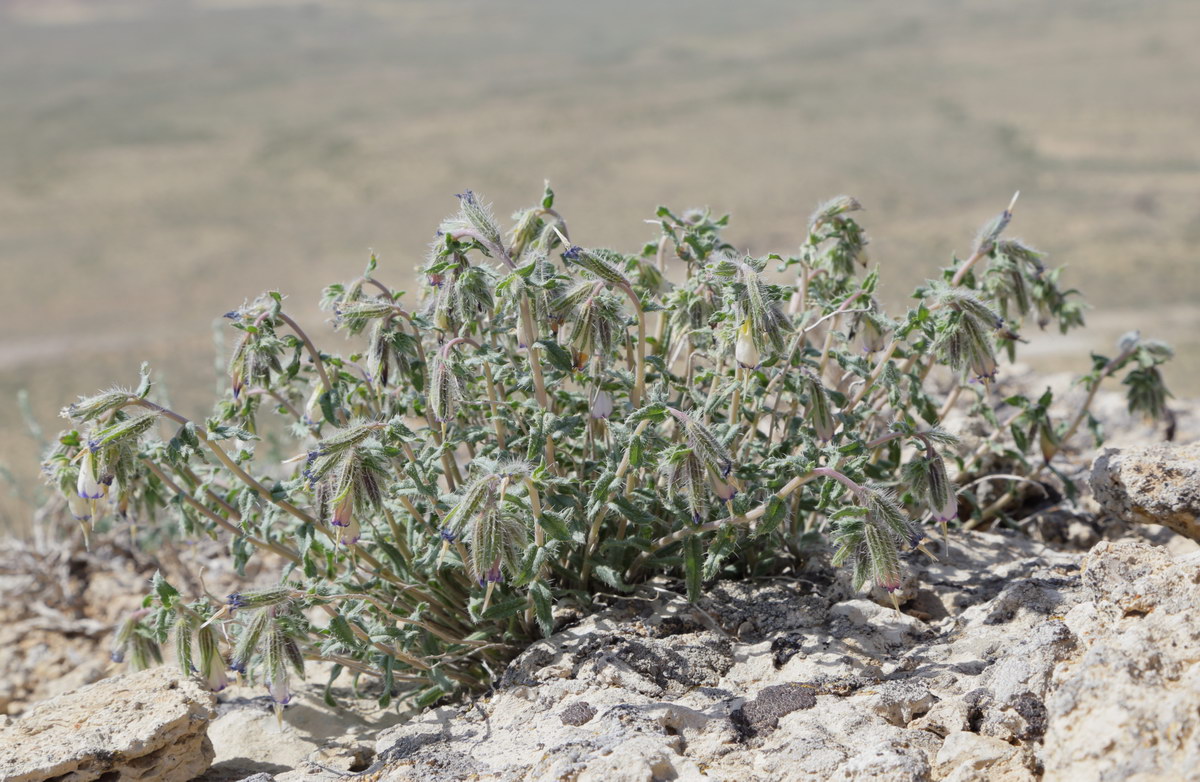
[1,383,1197,781]
[366,529,1198,782]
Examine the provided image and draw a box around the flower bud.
[88,412,158,451]
[803,375,836,442]
[434,299,452,331]
[174,613,194,676]
[231,608,271,674]
[562,245,629,287]
[227,585,295,610]
[668,408,734,478]
[924,452,957,523]
[456,190,503,248]
[429,353,460,423]
[366,320,390,386]
[859,313,890,354]
[808,195,863,232]
[864,487,916,542]
[61,390,129,423]
[1039,424,1059,465]
[110,612,141,664]
[863,523,901,592]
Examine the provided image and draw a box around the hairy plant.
[43,184,1173,711]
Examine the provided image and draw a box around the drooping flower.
[197,624,228,693]
[76,449,105,500]
[336,516,361,546]
[67,492,92,522]
[331,487,354,528]
[711,475,738,502]
[590,390,614,420]
[802,373,836,442]
[734,320,760,369]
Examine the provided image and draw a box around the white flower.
[590,390,613,420]
[268,670,291,705]
[337,517,361,547]
[76,451,105,500]
[67,492,92,521]
[735,321,760,369]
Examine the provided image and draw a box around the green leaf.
[536,339,575,374]
[328,614,357,648]
[629,435,644,468]
[296,522,315,560]
[529,580,554,636]
[683,535,703,602]
[319,390,338,426]
[754,495,789,538]
[703,528,737,579]
[537,509,574,542]
[1010,422,1028,453]
[480,595,526,621]
[609,495,658,528]
[152,572,180,607]
[375,540,408,578]
[593,564,634,593]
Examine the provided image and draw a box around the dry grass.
[2,0,1198,531]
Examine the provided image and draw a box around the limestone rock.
[0,665,216,782]
[1091,442,1200,541]
[1043,540,1200,781]
[370,530,1083,781]
[934,732,1034,782]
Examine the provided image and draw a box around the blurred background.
[1,0,1197,532]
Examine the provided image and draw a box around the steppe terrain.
[1,0,1198,530]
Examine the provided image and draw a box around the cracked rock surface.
[368,529,1199,781]
[0,666,216,782]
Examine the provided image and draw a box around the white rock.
[0,666,216,782]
